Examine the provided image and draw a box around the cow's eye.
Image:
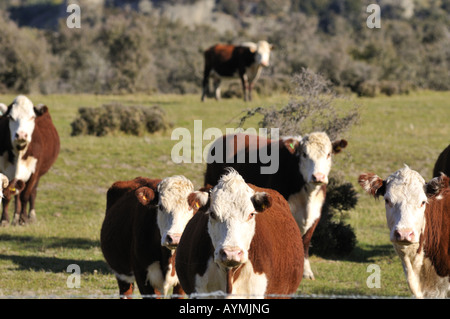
[209,211,217,220]
[385,198,392,207]
[420,201,426,208]
[327,152,331,159]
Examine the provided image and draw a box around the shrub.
[71,103,170,137]
[310,176,358,257]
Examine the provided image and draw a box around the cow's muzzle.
[218,247,244,268]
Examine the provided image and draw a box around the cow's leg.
[1,198,11,226]
[248,81,254,101]
[201,71,210,102]
[18,177,37,225]
[134,268,157,299]
[117,278,134,299]
[213,78,221,100]
[240,73,249,101]
[301,217,320,280]
[12,194,22,226]
[172,283,185,299]
[28,182,38,223]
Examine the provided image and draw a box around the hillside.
[0,0,448,95]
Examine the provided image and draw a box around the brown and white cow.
[0,95,60,225]
[433,144,450,178]
[201,40,273,102]
[100,175,197,298]
[359,166,450,298]
[176,169,304,298]
[0,174,9,205]
[204,132,347,279]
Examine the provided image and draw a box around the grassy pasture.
[0,91,448,298]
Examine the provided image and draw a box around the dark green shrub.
[71,103,170,137]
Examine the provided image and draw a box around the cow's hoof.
[303,271,315,280]
[1,220,9,227]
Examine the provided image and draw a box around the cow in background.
[101,175,198,298]
[201,40,273,102]
[433,143,450,178]
[0,95,60,225]
[204,132,347,280]
[359,166,450,298]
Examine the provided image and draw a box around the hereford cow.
[359,166,450,298]
[204,132,347,280]
[0,174,8,205]
[201,40,273,102]
[101,175,197,298]
[0,95,60,225]
[433,144,450,178]
[176,169,304,298]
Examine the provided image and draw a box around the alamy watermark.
[66,264,81,288]
[366,4,381,29]
[66,4,81,29]
[171,120,280,174]
[366,264,381,288]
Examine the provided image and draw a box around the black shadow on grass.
[0,234,99,250]
[311,243,396,263]
[0,253,110,274]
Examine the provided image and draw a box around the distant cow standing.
[201,40,273,102]
[433,144,450,178]
[101,175,197,298]
[204,132,347,279]
[176,169,304,298]
[0,95,60,225]
[359,166,450,298]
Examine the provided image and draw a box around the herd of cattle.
[0,44,449,298]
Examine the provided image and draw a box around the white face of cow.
[359,166,437,246]
[383,167,428,245]
[206,170,270,269]
[254,41,272,67]
[156,176,195,249]
[7,95,36,151]
[0,174,8,205]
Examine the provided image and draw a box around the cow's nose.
[219,248,243,266]
[312,173,326,184]
[15,132,28,141]
[166,234,181,247]
[394,229,415,243]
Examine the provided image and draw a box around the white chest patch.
[146,259,179,297]
[195,257,267,298]
[0,151,37,182]
[288,185,325,235]
[394,244,450,298]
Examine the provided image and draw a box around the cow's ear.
[0,103,7,115]
[34,104,48,116]
[283,138,299,155]
[135,187,157,206]
[425,173,449,199]
[332,139,348,154]
[188,191,210,212]
[1,174,8,189]
[251,192,272,213]
[12,180,25,193]
[358,173,386,198]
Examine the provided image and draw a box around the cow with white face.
[201,40,274,102]
[359,166,450,298]
[204,131,347,280]
[0,95,60,225]
[177,169,304,298]
[0,174,8,205]
[101,175,198,298]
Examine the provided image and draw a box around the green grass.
[0,91,449,298]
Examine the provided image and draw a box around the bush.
[310,176,358,257]
[71,103,170,137]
